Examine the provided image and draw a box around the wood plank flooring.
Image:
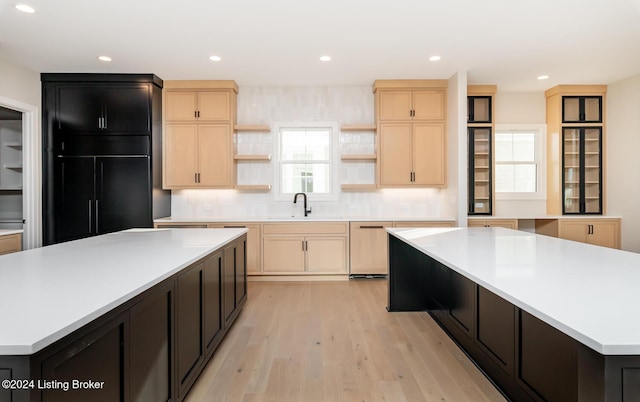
[185,280,507,402]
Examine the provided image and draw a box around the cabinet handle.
[97,118,102,129]
[302,240,305,251]
[197,110,200,118]
[95,200,99,234]
[224,225,246,228]
[359,225,384,229]
[198,173,201,183]
[88,200,92,233]
[194,111,197,118]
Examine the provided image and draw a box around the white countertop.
[155,216,456,223]
[387,227,640,355]
[0,228,247,355]
[0,229,24,236]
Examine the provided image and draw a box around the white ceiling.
[1,0,640,91]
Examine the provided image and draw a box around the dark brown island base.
[0,229,247,402]
[387,228,640,402]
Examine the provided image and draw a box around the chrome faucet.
[293,192,312,217]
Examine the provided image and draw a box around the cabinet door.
[57,86,103,133]
[130,283,173,402]
[0,234,21,255]
[379,123,413,186]
[413,123,445,185]
[306,237,347,273]
[378,91,412,121]
[96,157,151,234]
[203,251,223,353]
[198,91,231,121]
[176,264,204,394]
[413,90,445,121]
[235,239,247,305]
[213,224,261,274]
[41,317,125,402]
[590,221,619,248]
[263,236,305,272]
[165,91,198,122]
[198,124,232,187]
[349,222,392,275]
[223,244,237,322]
[102,85,151,134]
[558,221,589,243]
[164,124,198,188]
[54,157,95,243]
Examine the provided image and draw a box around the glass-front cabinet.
[468,96,492,123]
[562,96,602,123]
[468,127,492,214]
[563,127,602,214]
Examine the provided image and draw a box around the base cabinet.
[0,233,21,255]
[262,223,348,275]
[468,219,518,229]
[0,235,246,402]
[349,222,393,276]
[558,218,621,249]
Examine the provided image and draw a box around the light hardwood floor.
[185,280,507,402]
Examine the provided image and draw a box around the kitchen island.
[387,227,640,402]
[0,228,247,402]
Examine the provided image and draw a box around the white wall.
[493,91,547,217]
[171,85,459,221]
[0,58,40,107]
[607,74,640,252]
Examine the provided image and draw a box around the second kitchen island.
[0,228,247,402]
[388,227,640,402]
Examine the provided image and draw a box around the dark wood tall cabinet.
[42,74,170,245]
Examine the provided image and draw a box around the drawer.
[263,222,348,235]
[393,221,455,228]
[0,233,22,255]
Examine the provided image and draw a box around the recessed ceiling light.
[319,55,331,62]
[429,55,441,62]
[537,75,550,80]
[209,55,222,62]
[15,4,36,13]
[98,56,112,62]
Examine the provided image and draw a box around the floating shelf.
[340,154,377,161]
[235,185,271,192]
[3,164,22,169]
[3,142,22,148]
[234,154,271,161]
[234,124,271,132]
[340,124,376,132]
[340,184,378,191]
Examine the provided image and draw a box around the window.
[276,123,337,200]
[494,125,546,200]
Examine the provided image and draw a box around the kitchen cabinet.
[467,85,496,215]
[262,222,348,275]
[42,74,170,246]
[545,85,606,216]
[377,89,445,121]
[0,232,21,255]
[558,218,620,249]
[374,80,447,188]
[379,122,446,186]
[163,81,238,189]
[349,221,392,276]
[53,83,152,135]
[562,127,602,214]
[468,219,518,230]
[165,90,234,123]
[164,124,232,188]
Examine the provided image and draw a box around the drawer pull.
[224,225,246,229]
[359,225,384,229]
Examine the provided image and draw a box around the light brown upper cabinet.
[374,80,447,188]
[378,90,445,121]
[163,81,238,189]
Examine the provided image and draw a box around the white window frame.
[272,121,339,202]
[494,124,547,201]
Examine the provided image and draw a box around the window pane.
[281,163,330,194]
[281,129,330,161]
[495,164,514,192]
[513,133,535,161]
[495,133,513,161]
